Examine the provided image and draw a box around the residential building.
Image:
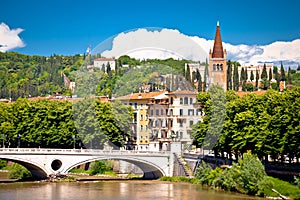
[117,91,164,151]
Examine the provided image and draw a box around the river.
[0,179,262,200]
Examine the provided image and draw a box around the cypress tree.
[280,62,286,81]
[255,69,259,89]
[261,64,267,79]
[250,70,254,82]
[233,65,239,91]
[198,73,202,92]
[227,60,232,90]
[269,68,273,81]
[287,67,292,84]
[245,67,248,82]
[240,67,245,83]
[185,64,191,83]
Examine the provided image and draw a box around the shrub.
[195,161,212,185]
[90,160,112,175]
[8,163,32,179]
[0,159,7,169]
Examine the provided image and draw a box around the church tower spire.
[212,21,224,58]
[208,21,227,91]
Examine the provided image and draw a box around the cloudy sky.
[1,0,300,66]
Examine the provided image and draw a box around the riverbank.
[159,176,300,200]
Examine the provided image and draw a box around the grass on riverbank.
[160,176,200,184]
[160,176,300,199]
[263,176,300,199]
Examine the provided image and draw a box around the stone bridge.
[0,148,177,179]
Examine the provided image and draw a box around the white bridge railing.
[0,148,170,156]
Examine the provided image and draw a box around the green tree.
[240,67,245,83]
[280,62,286,81]
[185,64,191,83]
[269,68,273,81]
[233,65,239,91]
[287,67,292,85]
[261,64,268,79]
[250,70,254,81]
[255,69,259,90]
[227,60,232,90]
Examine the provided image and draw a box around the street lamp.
[72,135,76,149]
[17,133,21,148]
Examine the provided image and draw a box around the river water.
[0,179,262,200]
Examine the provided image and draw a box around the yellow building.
[117,91,164,150]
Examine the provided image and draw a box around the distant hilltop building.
[93,57,116,71]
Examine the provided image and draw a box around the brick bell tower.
[208,21,227,90]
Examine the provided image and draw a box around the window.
[161,109,164,115]
[179,109,183,116]
[140,115,143,120]
[179,119,183,127]
[184,97,188,104]
[146,114,148,120]
[150,110,153,116]
[140,104,143,109]
[189,120,194,126]
[145,125,148,131]
[180,98,183,104]
[134,103,137,109]
[180,132,183,139]
[140,125,143,131]
[190,98,193,104]
[169,109,173,116]
[170,120,173,127]
[156,109,159,116]
[188,109,194,116]
[170,97,174,104]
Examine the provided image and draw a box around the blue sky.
[1,0,300,56]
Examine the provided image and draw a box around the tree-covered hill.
[0,52,83,100]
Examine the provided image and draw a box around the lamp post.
[72,135,76,149]
[17,133,21,148]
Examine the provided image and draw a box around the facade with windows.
[116,91,164,151]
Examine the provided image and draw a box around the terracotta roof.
[117,91,164,100]
[212,23,224,58]
[236,90,266,98]
[94,57,115,61]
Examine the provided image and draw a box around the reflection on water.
[0,181,262,200]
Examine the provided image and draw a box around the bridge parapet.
[0,148,170,156]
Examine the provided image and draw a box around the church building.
[208,21,227,90]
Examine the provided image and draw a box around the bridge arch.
[0,156,47,179]
[65,156,165,179]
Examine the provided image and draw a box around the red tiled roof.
[212,24,224,58]
[117,91,164,100]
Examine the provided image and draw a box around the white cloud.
[0,22,25,52]
[98,28,300,68]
